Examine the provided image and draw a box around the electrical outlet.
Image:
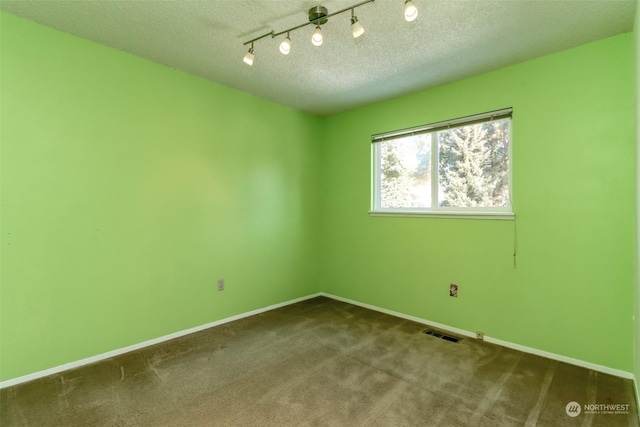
[449,284,458,297]
[217,279,225,291]
[476,332,484,340]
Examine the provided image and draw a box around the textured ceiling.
[1,0,636,116]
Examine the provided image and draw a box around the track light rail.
[242,0,375,46]
[243,31,274,47]
[272,0,374,40]
[242,0,418,65]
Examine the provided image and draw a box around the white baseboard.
[1,291,634,388]
[321,292,635,380]
[0,293,322,389]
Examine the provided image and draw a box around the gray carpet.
[1,296,637,426]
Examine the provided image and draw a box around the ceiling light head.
[279,34,291,55]
[312,25,323,47]
[404,0,418,22]
[243,44,255,66]
[351,16,365,38]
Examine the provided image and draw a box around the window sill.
[368,210,515,220]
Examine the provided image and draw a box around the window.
[371,108,513,219]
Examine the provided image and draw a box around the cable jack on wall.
[242,0,419,66]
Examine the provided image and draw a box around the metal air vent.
[424,329,461,343]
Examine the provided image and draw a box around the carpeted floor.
[1,296,637,426]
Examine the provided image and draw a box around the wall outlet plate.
[449,284,458,297]
[217,279,225,291]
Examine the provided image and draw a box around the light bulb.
[351,16,365,38]
[243,48,254,66]
[404,0,418,22]
[312,25,323,46]
[279,37,291,55]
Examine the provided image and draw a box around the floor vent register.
[423,329,461,343]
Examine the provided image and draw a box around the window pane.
[380,134,431,208]
[438,119,510,208]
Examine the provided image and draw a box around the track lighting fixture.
[279,33,291,55]
[312,25,323,46]
[242,1,418,65]
[404,0,418,22]
[351,9,365,38]
[243,43,254,66]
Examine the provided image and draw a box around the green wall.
[0,13,321,381]
[634,0,640,401]
[319,33,635,372]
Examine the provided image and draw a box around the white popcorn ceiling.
[1,0,636,116]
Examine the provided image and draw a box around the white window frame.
[370,108,514,220]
